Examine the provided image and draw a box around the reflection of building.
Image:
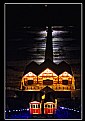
[16,26,76,104]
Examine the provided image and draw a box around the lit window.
[32,105,35,108]
[36,104,40,108]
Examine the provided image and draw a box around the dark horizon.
[6,4,81,35]
[6,3,81,65]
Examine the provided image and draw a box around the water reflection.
[7,26,80,65]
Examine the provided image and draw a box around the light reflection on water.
[7,26,80,65]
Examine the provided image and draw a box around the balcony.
[21,84,75,91]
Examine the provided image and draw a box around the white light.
[77,110,79,112]
[74,110,76,111]
[9,110,11,112]
[38,31,47,37]
[60,107,64,109]
[5,110,6,112]
[68,108,72,110]
[52,30,63,36]
[23,109,24,110]
[27,108,29,111]
[25,72,37,77]
[16,110,18,111]
[45,5,47,7]
[13,110,15,111]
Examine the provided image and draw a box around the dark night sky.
[6,4,81,31]
[5,3,81,65]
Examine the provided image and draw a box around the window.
[28,80,33,85]
[38,104,40,108]
[53,104,55,108]
[48,105,52,108]
[62,80,68,85]
[45,105,47,108]
[32,105,35,108]
[43,79,53,85]
[35,104,40,108]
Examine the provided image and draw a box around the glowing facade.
[20,66,75,91]
[20,26,75,92]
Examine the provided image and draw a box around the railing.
[22,85,75,91]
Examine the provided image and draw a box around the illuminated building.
[15,26,76,112]
[20,61,75,92]
[20,26,75,93]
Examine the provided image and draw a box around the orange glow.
[59,71,72,77]
[24,72,37,77]
[20,69,75,91]
[38,68,58,77]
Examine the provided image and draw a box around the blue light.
[27,108,29,111]
[68,108,72,110]
[77,110,79,112]
[13,110,15,111]
[60,107,65,109]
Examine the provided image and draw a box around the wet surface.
[6,26,81,65]
[5,106,81,119]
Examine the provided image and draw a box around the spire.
[45,25,53,62]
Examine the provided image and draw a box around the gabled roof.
[38,68,58,77]
[39,59,58,75]
[57,61,72,75]
[40,86,55,103]
[40,86,54,94]
[23,60,73,76]
[23,61,39,76]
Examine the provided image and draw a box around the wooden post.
[55,99,57,110]
[41,99,44,114]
